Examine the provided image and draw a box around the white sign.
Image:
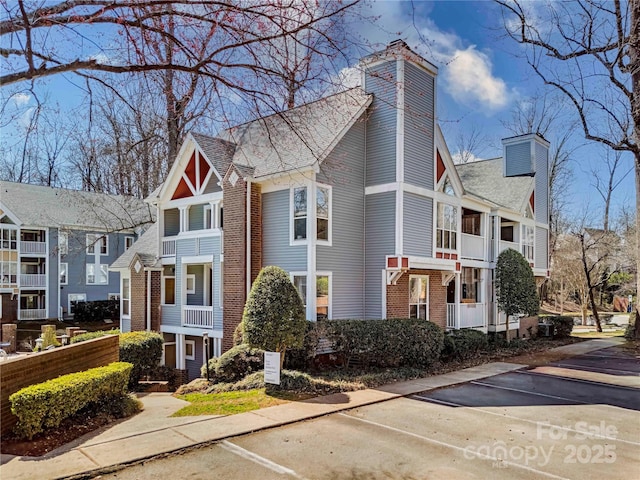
[264,351,281,385]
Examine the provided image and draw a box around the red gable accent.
[401,257,409,268]
[529,192,535,212]
[199,154,210,187]
[185,151,197,187]
[387,257,398,268]
[436,150,446,182]
[172,177,192,200]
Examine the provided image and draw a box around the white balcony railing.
[19,308,47,320]
[182,305,213,328]
[446,303,486,329]
[162,237,176,257]
[20,274,46,287]
[20,241,46,255]
[461,233,485,260]
[490,312,520,329]
[498,240,519,256]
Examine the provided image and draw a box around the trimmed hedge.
[9,362,132,439]
[546,316,574,339]
[441,329,489,361]
[70,329,120,344]
[323,318,445,368]
[119,331,164,387]
[201,344,264,383]
[73,300,119,322]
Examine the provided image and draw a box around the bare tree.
[498,0,640,336]
[452,124,490,164]
[590,149,632,231]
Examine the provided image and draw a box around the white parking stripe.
[338,413,571,480]
[220,440,308,479]
[411,394,640,446]
[470,381,588,403]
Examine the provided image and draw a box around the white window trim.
[162,341,176,366]
[86,234,108,255]
[290,186,309,245]
[219,261,224,309]
[68,293,87,316]
[316,185,332,246]
[316,271,332,320]
[59,231,68,256]
[86,263,109,285]
[125,236,134,250]
[409,275,429,320]
[60,262,68,285]
[185,340,196,361]
[289,183,332,246]
[436,202,458,252]
[162,272,176,306]
[186,273,196,294]
[121,276,131,319]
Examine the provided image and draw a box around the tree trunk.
[630,0,640,339]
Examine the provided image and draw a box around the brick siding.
[386,269,447,329]
[130,260,146,331]
[0,335,119,437]
[519,316,539,338]
[1,293,18,325]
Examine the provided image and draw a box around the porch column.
[176,333,186,370]
[454,272,461,329]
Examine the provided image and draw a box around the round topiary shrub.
[202,344,264,383]
[546,316,574,339]
[119,331,164,388]
[243,266,306,368]
[442,329,489,361]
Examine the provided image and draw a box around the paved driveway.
[101,347,640,480]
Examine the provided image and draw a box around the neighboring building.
[0,181,154,324]
[113,41,550,380]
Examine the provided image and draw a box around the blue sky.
[2,0,635,226]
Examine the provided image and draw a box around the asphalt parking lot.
[102,347,640,480]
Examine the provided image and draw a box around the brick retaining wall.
[0,335,119,437]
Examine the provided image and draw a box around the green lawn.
[172,388,305,416]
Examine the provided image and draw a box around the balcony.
[446,303,487,329]
[182,305,213,328]
[20,274,46,287]
[19,308,47,320]
[461,233,485,260]
[162,237,176,257]
[20,241,46,255]
[498,240,519,256]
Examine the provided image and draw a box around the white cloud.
[444,47,511,110]
[12,92,31,106]
[452,150,483,165]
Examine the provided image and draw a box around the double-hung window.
[521,225,534,261]
[122,278,130,316]
[60,263,68,285]
[162,266,176,305]
[409,275,429,320]
[436,203,457,250]
[87,234,108,255]
[291,185,331,243]
[87,264,108,284]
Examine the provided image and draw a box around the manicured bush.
[119,331,164,387]
[243,266,306,367]
[9,362,132,439]
[441,329,489,361]
[546,316,574,338]
[73,300,119,322]
[324,318,444,369]
[200,344,264,383]
[70,329,120,344]
[41,325,60,349]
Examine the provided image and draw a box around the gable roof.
[110,223,159,270]
[455,158,534,212]
[218,88,372,179]
[0,181,154,230]
[189,132,236,180]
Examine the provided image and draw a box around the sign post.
[264,351,281,385]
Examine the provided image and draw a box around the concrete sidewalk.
[0,337,624,480]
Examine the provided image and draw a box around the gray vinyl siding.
[535,226,548,270]
[535,142,549,224]
[364,62,397,186]
[403,63,435,190]
[364,191,396,319]
[317,121,366,319]
[185,335,204,381]
[262,190,306,271]
[203,175,222,194]
[403,193,433,257]
[504,142,532,177]
[164,208,180,236]
[188,204,205,231]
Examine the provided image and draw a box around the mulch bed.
[1,411,121,457]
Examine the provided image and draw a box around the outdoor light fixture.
[202,332,210,382]
[35,337,43,352]
[60,334,69,346]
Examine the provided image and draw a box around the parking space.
[102,347,640,480]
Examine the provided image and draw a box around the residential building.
[0,181,153,324]
[112,41,550,380]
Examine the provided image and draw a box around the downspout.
[146,269,151,331]
[246,180,252,297]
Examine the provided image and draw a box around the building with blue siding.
[112,41,550,381]
[0,181,153,324]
